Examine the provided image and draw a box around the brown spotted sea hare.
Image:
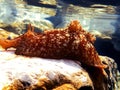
[0,20,107,71]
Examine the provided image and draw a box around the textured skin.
[0,20,107,69]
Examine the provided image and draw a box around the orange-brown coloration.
[0,20,107,69]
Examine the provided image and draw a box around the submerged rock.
[0,50,93,90]
[0,50,118,90]
[0,28,18,39]
[0,0,56,34]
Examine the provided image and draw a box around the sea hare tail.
[0,38,20,50]
[0,24,35,50]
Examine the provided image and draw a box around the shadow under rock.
[25,0,57,8]
[94,37,120,71]
[107,4,120,71]
[111,6,120,51]
[61,0,120,7]
[45,9,63,28]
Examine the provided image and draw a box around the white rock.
[0,50,93,89]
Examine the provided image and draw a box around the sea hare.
[0,20,107,69]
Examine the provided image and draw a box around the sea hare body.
[0,20,106,69]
